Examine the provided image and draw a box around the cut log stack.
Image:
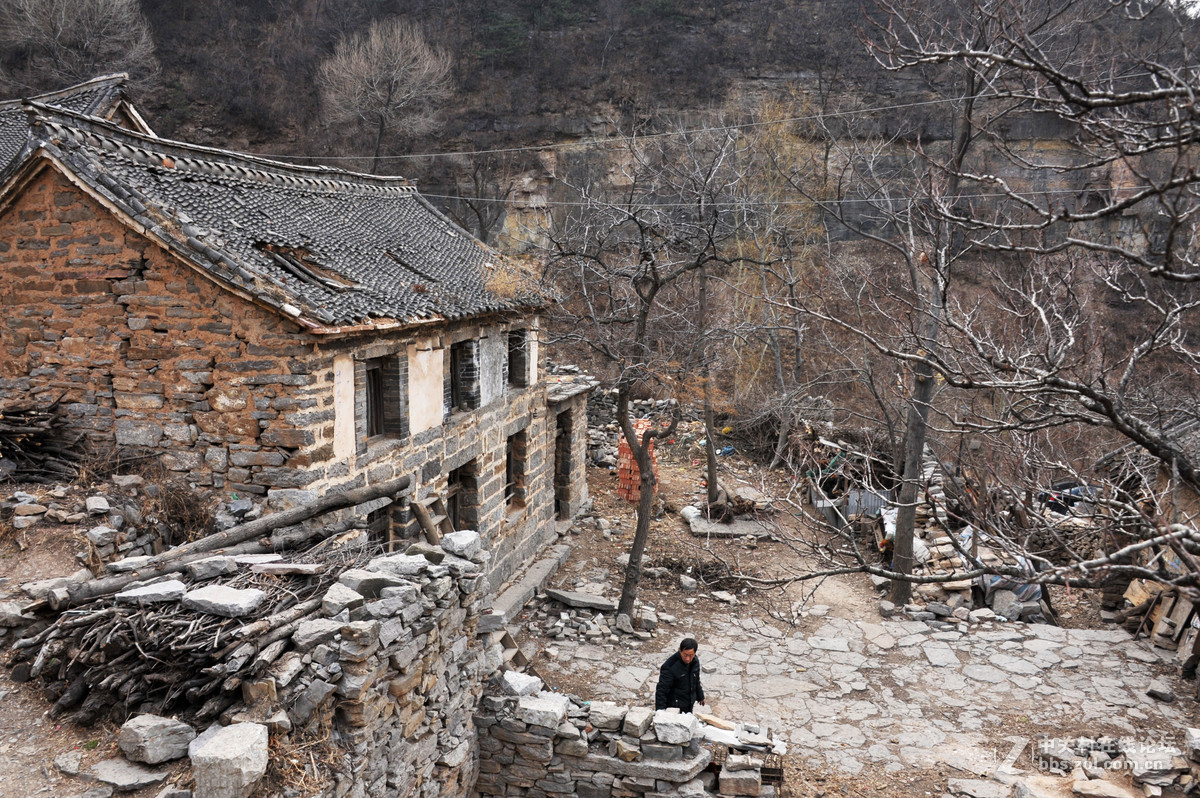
[1124,580,1198,657]
[6,476,411,726]
[0,402,84,483]
[616,419,659,504]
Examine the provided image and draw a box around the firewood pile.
[0,402,84,483]
[6,476,411,726]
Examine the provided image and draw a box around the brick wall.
[0,168,316,494]
[0,167,583,591]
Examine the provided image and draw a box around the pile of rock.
[1033,731,1200,796]
[585,390,684,467]
[38,530,496,798]
[477,675,762,798]
[56,713,266,798]
[530,587,666,644]
[2,480,172,565]
[1,481,267,574]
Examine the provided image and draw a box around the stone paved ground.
[524,589,1193,787]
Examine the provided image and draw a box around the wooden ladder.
[411,495,455,545]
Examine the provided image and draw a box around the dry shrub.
[263,732,339,796]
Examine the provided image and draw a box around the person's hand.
[699,699,706,706]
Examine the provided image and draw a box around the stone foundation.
[474,692,749,798]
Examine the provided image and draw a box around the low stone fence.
[303,537,496,798]
[474,683,768,798]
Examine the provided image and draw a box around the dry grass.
[262,730,341,796]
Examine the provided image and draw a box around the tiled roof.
[5,105,549,330]
[0,74,144,171]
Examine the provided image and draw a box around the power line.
[419,185,1157,208]
[242,67,1195,165]
[256,95,968,164]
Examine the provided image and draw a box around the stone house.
[0,102,591,590]
[0,73,153,168]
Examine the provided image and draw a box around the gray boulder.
[118,714,196,764]
[189,723,269,798]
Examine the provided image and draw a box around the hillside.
[133,0,880,162]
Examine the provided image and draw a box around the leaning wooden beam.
[49,475,412,610]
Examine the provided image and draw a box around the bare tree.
[318,17,452,173]
[544,127,770,618]
[765,0,1200,600]
[0,0,159,92]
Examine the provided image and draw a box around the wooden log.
[51,475,411,610]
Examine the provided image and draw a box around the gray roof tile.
[0,74,137,171]
[6,104,548,329]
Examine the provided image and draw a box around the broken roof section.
[0,73,152,170]
[1,103,549,331]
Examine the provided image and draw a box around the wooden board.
[1125,579,1160,607]
[695,711,736,731]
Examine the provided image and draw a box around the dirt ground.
[510,437,1177,795]
[0,435,1172,796]
[0,482,193,797]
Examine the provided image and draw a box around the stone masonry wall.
[474,688,725,798]
[281,535,497,798]
[0,167,579,591]
[0,167,313,491]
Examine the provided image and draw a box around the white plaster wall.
[409,340,444,435]
[528,319,539,385]
[479,327,506,407]
[333,354,355,459]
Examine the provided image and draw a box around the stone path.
[532,611,1192,779]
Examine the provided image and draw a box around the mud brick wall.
[0,168,585,592]
[0,168,318,492]
[474,693,719,798]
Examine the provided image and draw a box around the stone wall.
[270,533,497,798]
[474,688,731,798]
[0,167,312,488]
[0,167,590,591]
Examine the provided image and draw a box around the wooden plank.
[1166,596,1195,643]
[1150,591,1175,640]
[410,499,443,546]
[1177,627,1199,664]
[695,711,736,731]
[1124,579,1157,606]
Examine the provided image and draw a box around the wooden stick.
[51,475,411,610]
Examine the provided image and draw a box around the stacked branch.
[7,475,410,725]
[0,402,83,482]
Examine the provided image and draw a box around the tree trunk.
[616,390,680,619]
[699,264,720,508]
[53,475,411,609]
[618,428,657,619]
[889,359,935,605]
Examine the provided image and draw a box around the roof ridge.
[0,73,130,114]
[26,102,419,196]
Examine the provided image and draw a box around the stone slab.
[183,585,266,618]
[544,588,618,613]
[92,758,169,791]
[114,580,186,605]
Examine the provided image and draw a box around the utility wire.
[249,67,1194,164]
[419,184,1162,208]
[253,96,985,163]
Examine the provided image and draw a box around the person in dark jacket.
[654,638,705,713]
